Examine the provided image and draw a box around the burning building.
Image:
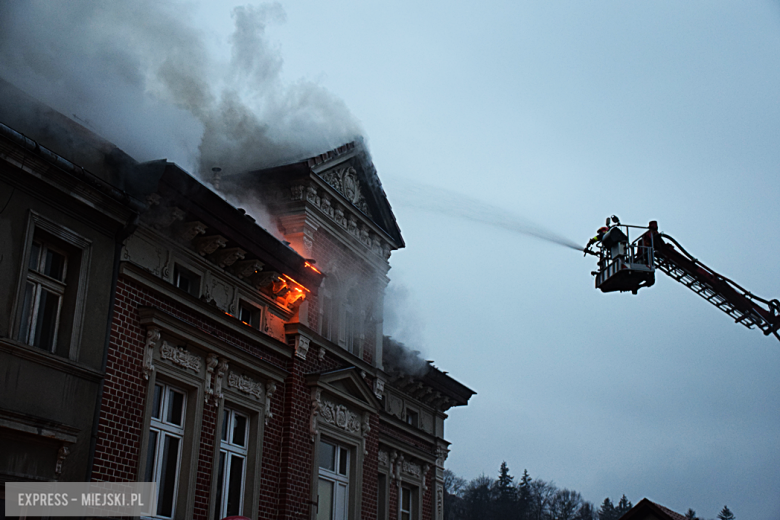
[0,79,474,520]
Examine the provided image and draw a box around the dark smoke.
[0,1,362,178]
[392,179,584,251]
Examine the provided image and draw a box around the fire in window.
[145,383,187,519]
[18,240,67,351]
[238,301,261,329]
[214,408,248,519]
[317,439,350,520]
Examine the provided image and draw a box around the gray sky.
[2,1,779,518]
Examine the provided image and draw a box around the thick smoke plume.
[0,1,362,177]
[393,179,584,251]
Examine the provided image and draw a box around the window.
[320,278,338,341]
[400,486,418,520]
[405,409,419,429]
[214,408,248,520]
[343,289,361,356]
[238,301,261,329]
[377,473,387,520]
[173,264,200,297]
[18,239,68,351]
[317,439,350,520]
[145,383,187,519]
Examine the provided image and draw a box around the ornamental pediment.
[319,166,371,217]
[306,367,381,414]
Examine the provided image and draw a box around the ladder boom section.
[643,228,780,340]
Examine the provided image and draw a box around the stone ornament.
[310,388,322,442]
[210,247,246,268]
[403,460,421,478]
[265,382,276,425]
[295,335,310,360]
[55,444,70,481]
[318,397,362,436]
[320,167,372,217]
[373,377,385,399]
[378,449,389,467]
[193,234,227,256]
[142,328,160,380]
[228,371,265,401]
[215,360,229,400]
[436,485,444,520]
[179,221,207,242]
[205,354,219,403]
[161,342,202,372]
[230,259,264,280]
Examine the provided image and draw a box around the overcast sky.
[2,1,779,519]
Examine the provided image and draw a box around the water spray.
[391,179,584,252]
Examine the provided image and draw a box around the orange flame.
[282,274,310,292]
[305,261,322,274]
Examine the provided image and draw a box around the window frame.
[213,407,249,520]
[399,485,419,520]
[316,438,352,520]
[11,211,92,360]
[208,378,268,520]
[172,262,202,298]
[310,426,364,520]
[145,382,188,520]
[138,353,204,520]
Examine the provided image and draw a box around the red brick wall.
[92,271,435,520]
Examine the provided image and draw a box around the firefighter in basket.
[584,226,609,256]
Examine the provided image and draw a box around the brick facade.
[88,145,474,520]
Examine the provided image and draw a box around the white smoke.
[0,0,363,177]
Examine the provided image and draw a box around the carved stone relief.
[210,247,246,268]
[142,328,160,380]
[228,371,265,401]
[378,449,389,467]
[374,377,385,399]
[193,235,227,256]
[295,335,310,360]
[160,342,201,372]
[215,360,229,400]
[320,398,362,435]
[265,382,276,425]
[205,354,219,403]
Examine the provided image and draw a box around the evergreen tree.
[575,502,597,520]
[598,498,617,520]
[614,495,632,518]
[717,505,735,520]
[495,462,518,520]
[517,470,532,520]
[684,509,697,520]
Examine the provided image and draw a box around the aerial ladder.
[586,217,780,341]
